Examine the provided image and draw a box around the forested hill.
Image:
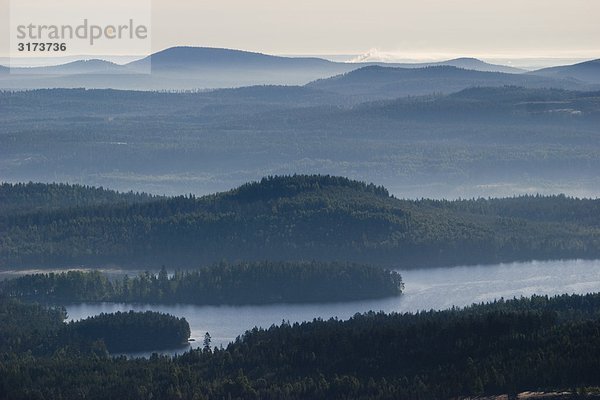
[307,65,596,100]
[222,175,389,202]
[1,175,600,269]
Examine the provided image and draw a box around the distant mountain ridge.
[531,59,600,84]
[1,47,523,73]
[131,46,338,70]
[11,59,126,75]
[370,57,525,74]
[2,46,588,91]
[306,65,594,100]
[0,47,354,89]
[431,57,524,73]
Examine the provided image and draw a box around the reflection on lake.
[64,259,600,355]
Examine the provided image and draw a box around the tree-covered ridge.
[1,176,600,269]
[418,194,600,226]
[0,262,404,305]
[65,311,191,352]
[0,182,155,216]
[3,294,600,398]
[222,175,389,202]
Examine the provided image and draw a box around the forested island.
[65,311,191,352]
[0,298,190,354]
[0,261,404,305]
[1,175,600,269]
[3,293,600,399]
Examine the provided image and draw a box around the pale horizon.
[1,0,599,69]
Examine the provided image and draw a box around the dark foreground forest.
[0,262,404,304]
[1,175,600,269]
[2,293,600,399]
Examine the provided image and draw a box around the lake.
[64,259,600,356]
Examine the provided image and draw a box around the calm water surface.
[63,259,600,355]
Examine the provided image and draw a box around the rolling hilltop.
[531,59,600,84]
[11,60,127,75]
[1,175,599,269]
[130,47,342,71]
[307,65,596,100]
[367,57,525,74]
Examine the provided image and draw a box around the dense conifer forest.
[65,311,191,352]
[0,298,190,354]
[0,182,155,215]
[1,175,599,269]
[2,293,600,399]
[0,262,404,305]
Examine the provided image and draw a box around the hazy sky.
[1,0,599,61]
